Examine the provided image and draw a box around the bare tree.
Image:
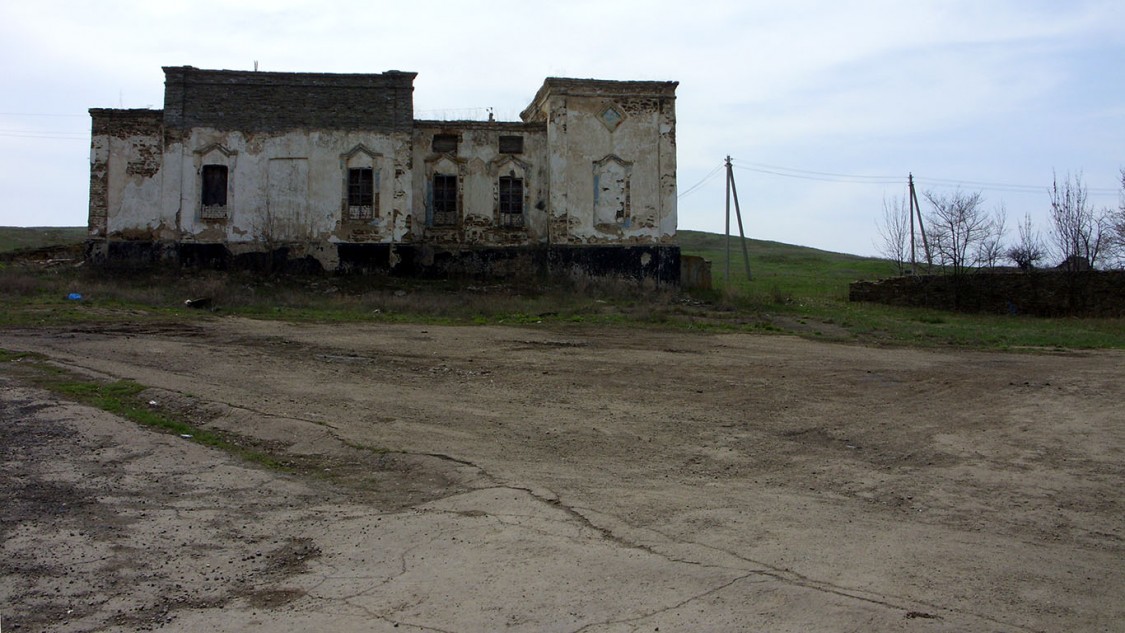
[1006,213,1046,270]
[1048,171,1107,270]
[874,194,910,274]
[923,189,1000,276]
[976,203,1007,269]
[1106,168,1125,269]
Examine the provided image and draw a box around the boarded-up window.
[498,176,524,228]
[498,135,524,154]
[201,165,228,219]
[593,157,631,226]
[432,174,458,226]
[347,168,376,221]
[201,165,228,206]
[432,134,459,153]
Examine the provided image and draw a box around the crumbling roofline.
[520,77,677,122]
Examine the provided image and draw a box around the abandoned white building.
[87,66,680,282]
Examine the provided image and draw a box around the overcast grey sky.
[1,0,1121,256]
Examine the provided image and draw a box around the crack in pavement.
[7,353,1070,632]
[585,513,1048,633]
[571,571,763,633]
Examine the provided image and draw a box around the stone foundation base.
[86,240,682,285]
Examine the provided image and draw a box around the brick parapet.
[162,66,416,133]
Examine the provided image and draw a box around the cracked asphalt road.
[1,318,1122,631]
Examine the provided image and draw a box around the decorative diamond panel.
[599,104,625,132]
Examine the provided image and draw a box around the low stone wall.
[680,255,712,290]
[848,271,1125,317]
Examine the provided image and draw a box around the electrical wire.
[0,116,1119,197]
[731,160,901,183]
[678,163,725,199]
[727,159,1119,196]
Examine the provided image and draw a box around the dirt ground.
[1,317,1122,632]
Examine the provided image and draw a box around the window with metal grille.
[498,176,524,228]
[201,165,228,219]
[346,168,375,221]
[432,134,458,153]
[498,135,524,154]
[432,174,458,226]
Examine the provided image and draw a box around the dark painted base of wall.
[86,240,682,285]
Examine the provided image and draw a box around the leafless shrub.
[874,195,910,274]
[1006,213,1046,270]
[923,189,1002,276]
[1048,171,1108,270]
[1106,168,1125,269]
[976,203,1007,269]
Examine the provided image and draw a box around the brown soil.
[1,318,1122,632]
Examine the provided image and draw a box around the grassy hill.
[0,227,86,254]
[677,229,896,301]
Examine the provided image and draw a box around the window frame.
[432,173,459,226]
[200,164,229,220]
[498,135,524,154]
[498,175,524,228]
[346,167,376,221]
[432,134,459,154]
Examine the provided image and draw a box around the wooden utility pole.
[907,173,932,272]
[724,157,752,282]
[725,156,732,282]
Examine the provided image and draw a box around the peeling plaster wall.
[411,122,549,247]
[87,69,679,280]
[89,110,165,241]
[171,129,413,247]
[522,79,678,246]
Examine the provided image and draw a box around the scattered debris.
[184,298,212,309]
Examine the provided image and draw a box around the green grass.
[0,228,1121,350]
[0,226,86,254]
[0,351,282,468]
[678,229,896,301]
[677,230,1124,349]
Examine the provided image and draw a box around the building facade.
[88,67,679,281]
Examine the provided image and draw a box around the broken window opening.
[432,174,458,226]
[498,176,524,228]
[201,164,228,220]
[432,134,459,154]
[498,135,524,154]
[618,179,631,221]
[347,167,376,221]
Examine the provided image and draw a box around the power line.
[731,159,901,183]
[678,163,724,199]
[726,159,1119,196]
[732,163,900,184]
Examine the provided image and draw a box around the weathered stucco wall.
[170,129,413,245]
[522,78,678,246]
[88,110,165,241]
[411,122,548,247]
[88,69,680,281]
